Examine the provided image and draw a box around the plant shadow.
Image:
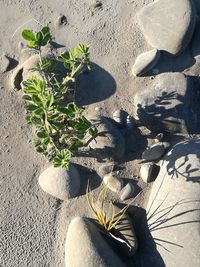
[125,206,166,267]
[75,62,116,106]
[162,139,200,184]
[136,76,200,134]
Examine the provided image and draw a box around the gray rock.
[142,143,166,161]
[120,183,135,201]
[65,217,126,267]
[140,162,154,183]
[162,141,170,149]
[155,133,164,143]
[98,163,114,176]
[11,54,41,90]
[137,0,196,55]
[134,72,200,133]
[146,140,200,267]
[103,174,123,193]
[38,164,80,200]
[113,109,128,127]
[132,49,160,76]
[87,116,125,160]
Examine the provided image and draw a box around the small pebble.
[55,15,68,28]
[140,163,154,183]
[120,183,135,201]
[94,106,102,112]
[162,141,170,149]
[142,143,166,161]
[103,173,123,193]
[98,163,114,176]
[92,1,102,8]
[155,133,164,142]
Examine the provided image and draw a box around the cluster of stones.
[132,1,200,266]
[132,0,196,76]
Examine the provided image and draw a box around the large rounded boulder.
[137,0,196,55]
[146,140,200,267]
[65,217,126,267]
[38,164,80,200]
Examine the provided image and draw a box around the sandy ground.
[1,0,200,266]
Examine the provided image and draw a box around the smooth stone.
[120,183,135,201]
[86,116,125,160]
[140,162,154,183]
[142,143,166,161]
[112,205,138,257]
[18,42,24,51]
[137,0,196,55]
[11,54,41,90]
[146,140,200,267]
[98,163,114,176]
[38,164,80,200]
[65,217,126,267]
[134,72,200,133]
[162,141,170,149]
[113,109,128,127]
[155,133,164,143]
[132,49,160,76]
[103,174,123,193]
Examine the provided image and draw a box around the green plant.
[86,184,129,232]
[21,26,95,168]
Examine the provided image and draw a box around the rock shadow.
[136,76,200,134]
[73,163,101,196]
[127,206,166,267]
[75,62,116,106]
[140,50,195,77]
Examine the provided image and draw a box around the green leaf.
[25,104,38,111]
[31,116,42,125]
[36,146,45,153]
[24,87,38,94]
[41,26,50,36]
[47,94,54,108]
[42,137,50,145]
[36,32,42,43]
[32,95,42,105]
[25,115,32,124]
[22,29,35,41]
[29,40,36,48]
[33,108,44,116]
[37,130,48,138]
[22,94,32,101]
[48,114,60,120]
[89,128,95,137]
